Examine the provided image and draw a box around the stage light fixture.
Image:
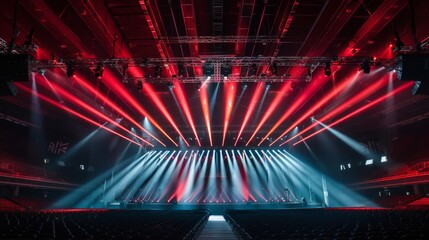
[37,68,46,76]
[66,61,75,77]
[178,64,186,77]
[249,64,258,76]
[270,63,277,75]
[203,62,214,76]
[324,62,331,77]
[265,82,271,89]
[221,65,232,77]
[155,64,161,78]
[95,63,104,78]
[122,64,128,77]
[167,81,174,91]
[361,61,370,74]
[136,80,143,91]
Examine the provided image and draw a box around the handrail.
[224,213,252,240]
[183,210,210,240]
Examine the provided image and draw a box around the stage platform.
[104,202,322,214]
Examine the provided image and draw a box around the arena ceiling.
[1,0,429,148]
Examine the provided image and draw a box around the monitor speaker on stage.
[0,54,31,82]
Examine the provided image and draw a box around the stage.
[104,201,322,214]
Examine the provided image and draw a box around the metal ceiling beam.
[127,75,310,83]
[343,0,408,55]
[18,0,93,58]
[67,0,131,59]
[181,0,203,77]
[33,55,386,68]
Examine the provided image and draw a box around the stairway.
[197,215,238,240]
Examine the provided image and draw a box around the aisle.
[197,215,239,240]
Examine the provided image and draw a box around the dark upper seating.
[226,208,429,239]
[0,209,208,239]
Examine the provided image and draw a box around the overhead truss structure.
[1,38,428,82]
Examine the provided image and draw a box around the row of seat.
[226,208,429,239]
[0,210,208,239]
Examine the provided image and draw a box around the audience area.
[0,210,208,239]
[226,209,429,239]
[0,158,66,182]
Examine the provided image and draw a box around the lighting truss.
[0,38,38,54]
[128,75,310,83]
[151,35,295,44]
[34,56,386,69]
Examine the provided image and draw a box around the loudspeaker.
[0,81,18,96]
[396,54,429,81]
[0,54,30,82]
[411,80,429,95]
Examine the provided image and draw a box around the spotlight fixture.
[154,64,161,78]
[178,64,186,77]
[394,31,404,52]
[249,64,258,76]
[122,64,128,77]
[290,82,297,91]
[37,68,46,76]
[136,80,143,91]
[361,60,370,74]
[203,62,214,76]
[221,65,232,77]
[265,82,271,89]
[270,63,277,75]
[95,63,104,78]
[324,61,331,77]
[167,81,174,91]
[66,61,75,77]
[242,83,248,90]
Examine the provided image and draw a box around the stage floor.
[104,202,322,214]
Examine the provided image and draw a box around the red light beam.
[222,82,238,146]
[291,82,413,145]
[268,71,360,146]
[16,84,140,146]
[245,82,293,146]
[235,82,264,146]
[282,71,390,145]
[173,81,201,146]
[36,77,152,146]
[74,75,165,146]
[100,70,178,146]
[199,84,213,146]
[143,83,189,146]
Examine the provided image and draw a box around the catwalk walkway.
[197,215,238,240]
